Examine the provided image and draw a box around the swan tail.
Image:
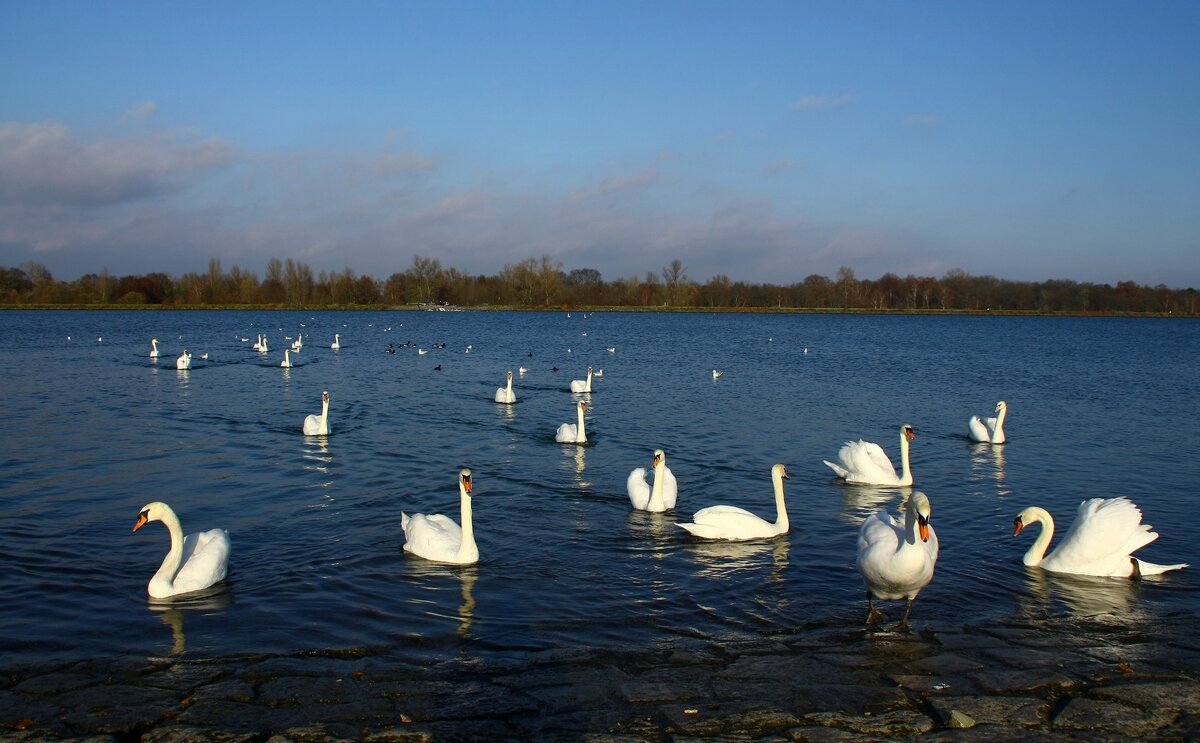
[823,459,850,479]
[675,522,724,539]
[1134,559,1188,576]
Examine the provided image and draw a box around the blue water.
[0,310,1196,667]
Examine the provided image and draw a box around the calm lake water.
[1,310,1197,669]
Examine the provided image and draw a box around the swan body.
[303,390,330,435]
[712,369,723,379]
[969,400,1008,443]
[281,349,292,368]
[555,401,588,443]
[175,350,192,370]
[331,334,340,350]
[857,491,938,629]
[150,338,160,358]
[1013,498,1187,578]
[252,334,262,351]
[824,424,916,486]
[495,371,516,404]
[133,502,230,599]
[627,449,678,512]
[676,464,789,540]
[402,468,478,565]
[569,367,593,393]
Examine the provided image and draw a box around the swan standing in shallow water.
[494,371,516,404]
[569,367,593,393]
[676,464,789,540]
[281,349,293,368]
[824,424,916,486]
[857,491,938,630]
[627,449,678,512]
[969,400,1008,443]
[555,401,588,443]
[1013,497,1187,578]
[150,338,160,358]
[331,334,341,350]
[303,390,331,435]
[133,502,231,599]
[175,350,192,370]
[402,468,479,565]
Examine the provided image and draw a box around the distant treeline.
[2,255,1196,315]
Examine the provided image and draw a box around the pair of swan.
[331,334,341,350]
[303,390,331,435]
[253,334,268,353]
[627,449,678,512]
[291,334,303,351]
[569,367,593,393]
[402,468,478,564]
[857,492,938,630]
[824,424,916,486]
[150,338,160,358]
[556,401,588,443]
[495,371,516,404]
[133,502,231,599]
[969,400,1008,444]
[1013,497,1187,578]
[176,350,192,370]
[676,463,789,540]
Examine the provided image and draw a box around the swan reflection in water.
[1018,567,1146,623]
[404,563,478,638]
[687,538,790,582]
[968,442,1009,495]
[839,484,913,526]
[147,586,233,656]
[302,436,332,476]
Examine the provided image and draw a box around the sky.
[2,1,1198,288]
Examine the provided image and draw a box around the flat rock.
[1053,697,1178,736]
[1086,680,1200,712]
[929,695,1045,728]
[802,709,935,736]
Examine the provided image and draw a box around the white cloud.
[124,101,158,121]
[790,94,854,111]
[567,168,661,203]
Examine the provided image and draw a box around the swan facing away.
[303,390,331,435]
[555,401,589,443]
[824,424,916,486]
[402,468,479,565]
[495,371,516,404]
[150,338,160,358]
[627,449,678,512]
[857,492,938,630]
[569,367,594,393]
[331,333,341,350]
[969,400,1008,444]
[175,350,192,370]
[676,463,789,540]
[1013,497,1187,578]
[133,501,231,599]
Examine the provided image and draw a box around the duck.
[401,468,479,565]
[1013,497,1188,578]
[824,424,916,486]
[150,338,160,358]
[495,371,516,404]
[627,449,678,512]
[676,464,789,540]
[175,350,192,370]
[281,349,292,368]
[331,334,341,350]
[133,502,231,599]
[969,400,1008,444]
[303,390,331,435]
[555,401,588,443]
[569,366,594,393]
[857,491,938,630]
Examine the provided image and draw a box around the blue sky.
[2,1,1198,287]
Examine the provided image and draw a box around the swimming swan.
[150,338,160,358]
[857,491,938,629]
[331,333,341,350]
[303,390,330,435]
[627,449,678,512]
[824,424,916,486]
[1013,497,1187,578]
[175,350,192,370]
[281,349,292,368]
[569,367,594,393]
[495,371,516,404]
[401,468,479,565]
[676,463,789,540]
[969,400,1008,443]
[555,401,588,443]
[133,501,231,599]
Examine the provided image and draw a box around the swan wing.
[857,511,901,553]
[172,529,231,594]
[835,440,897,483]
[569,380,586,392]
[627,468,651,510]
[1044,497,1157,575]
[677,505,774,540]
[660,465,679,510]
[555,423,577,442]
[302,414,323,435]
[968,415,990,442]
[402,512,463,562]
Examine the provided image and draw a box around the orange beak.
[133,512,148,532]
[1012,517,1024,537]
[917,517,930,542]
[463,478,472,495]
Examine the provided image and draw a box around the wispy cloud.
[124,101,158,121]
[766,157,803,175]
[567,167,661,203]
[903,114,939,127]
[790,94,854,111]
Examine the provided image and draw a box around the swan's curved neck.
[576,406,587,442]
[585,370,592,392]
[505,377,513,394]
[648,462,666,510]
[992,407,1007,442]
[458,483,476,560]
[898,431,913,485]
[1021,507,1054,566]
[154,509,186,590]
[320,398,329,425]
[772,473,789,533]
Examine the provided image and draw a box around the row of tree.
[2,257,1196,315]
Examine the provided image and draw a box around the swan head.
[322,390,330,404]
[1012,506,1043,536]
[506,371,513,382]
[772,463,790,481]
[902,424,916,441]
[578,401,589,413]
[652,449,666,468]
[910,492,932,541]
[996,401,1007,413]
[459,468,473,495]
[133,501,171,532]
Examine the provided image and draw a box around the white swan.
[857,491,938,629]
[569,366,593,393]
[627,449,678,512]
[712,369,723,379]
[494,371,516,404]
[175,350,192,370]
[259,336,268,353]
[150,338,160,358]
[303,390,330,435]
[676,463,789,540]
[401,468,479,565]
[1013,498,1188,578]
[133,501,231,599]
[281,349,292,368]
[555,401,588,443]
[969,400,1008,444]
[253,334,262,351]
[291,333,303,351]
[331,333,341,350]
[824,424,916,486]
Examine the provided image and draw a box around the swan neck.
[1022,508,1054,566]
[576,406,586,442]
[899,431,912,483]
[458,483,476,559]
[992,407,1007,442]
[648,462,665,510]
[772,473,789,532]
[156,508,186,587]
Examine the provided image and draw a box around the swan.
[303,390,331,435]
[857,491,938,629]
[627,449,678,512]
[712,369,723,379]
[676,463,789,540]
[824,424,916,486]
[150,338,160,358]
[401,468,479,565]
[1013,498,1188,578]
[253,334,262,351]
[555,401,588,443]
[331,334,341,350]
[281,349,292,368]
[969,400,1008,444]
[133,502,231,599]
[569,367,593,393]
[175,350,192,370]
[494,371,516,404]
[259,336,268,353]
[291,334,303,351]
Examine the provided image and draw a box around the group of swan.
[253,334,268,353]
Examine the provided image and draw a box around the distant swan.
[555,401,588,443]
[857,492,938,630]
[824,424,916,486]
[303,390,330,435]
[150,338,160,358]
[1013,497,1188,578]
[331,333,341,350]
[969,400,1008,444]
[281,349,292,368]
[712,369,723,379]
[402,468,479,565]
[569,366,593,393]
[133,501,231,599]
[627,449,678,512]
[495,371,516,404]
[676,463,789,540]
[175,350,191,370]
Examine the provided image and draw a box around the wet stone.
[906,652,987,675]
[928,695,1045,728]
[142,725,265,743]
[801,709,935,737]
[783,726,880,742]
[187,677,257,703]
[174,697,295,731]
[12,671,97,696]
[363,728,435,743]
[1086,680,1200,712]
[792,684,909,715]
[969,668,1076,695]
[54,683,181,734]
[1053,697,1178,736]
[889,673,981,695]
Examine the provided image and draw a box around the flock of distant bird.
[133,330,1186,631]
